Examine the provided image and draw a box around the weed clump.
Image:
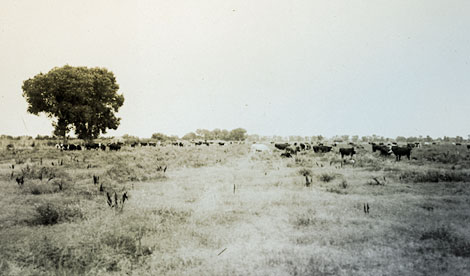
[35,203,60,225]
[318,173,335,183]
[34,202,83,225]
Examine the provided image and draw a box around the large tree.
[22,65,124,141]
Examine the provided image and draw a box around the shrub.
[298,168,312,177]
[24,180,57,195]
[35,203,60,225]
[34,202,83,225]
[318,173,335,183]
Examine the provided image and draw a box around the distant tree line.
[181,128,247,141]
[122,128,247,143]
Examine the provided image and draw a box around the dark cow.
[285,147,297,155]
[391,146,412,161]
[274,143,289,150]
[280,152,292,158]
[108,143,121,151]
[467,145,470,150]
[91,143,102,150]
[218,142,225,146]
[371,143,392,156]
[299,143,306,150]
[312,145,332,153]
[148,142,157,147]
[339,147,356,158]
[58,143,82,151]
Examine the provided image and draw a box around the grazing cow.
[391,146,412,161]
[286,146,298,155]
[108,143,121,151]
[467,145,470,150]
[274,143,289,150]
[312,145,332,153]
[339,147,356,158]
[371,143,392,156]
[219,142,225,146]
[280,152,292,158]
[300,143,306,150]
[148,142,157,147]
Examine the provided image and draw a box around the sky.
[1,0,469,139]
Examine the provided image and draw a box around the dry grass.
[0,141,469,275]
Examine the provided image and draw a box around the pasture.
[1,141,470,275]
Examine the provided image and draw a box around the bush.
[318,173,335,183]
[34,202,83,225]
[24,180,57,195]
[35,203,60,225]
[298,168,312,177]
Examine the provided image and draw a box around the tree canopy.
[22,65,124,141]
[182,128,247,141]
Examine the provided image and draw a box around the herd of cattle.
[54,140,469,162]
[272,141,422,161]
[54,140,238,151]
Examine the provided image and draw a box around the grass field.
[1,142,470,275]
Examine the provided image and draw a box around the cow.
[274,143,289,150]
[218,142,225,146]
[285,146,298,155]
[467,145,470,150]
[280,152,292,158]
[312,145,332,153]
[371,143,392,156]
[391,146,412,161]
[339,147,356,158]
[108,143,121,151]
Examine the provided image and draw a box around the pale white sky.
[1,0,469,138]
